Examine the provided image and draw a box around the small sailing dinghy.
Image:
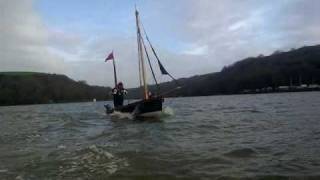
[104,8,178,118]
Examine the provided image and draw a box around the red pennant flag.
[105,52,114,61]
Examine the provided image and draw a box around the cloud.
[181,44,209,55]
[180,0,320,58]
[66,36,141,87]
[0,0,68,74]
[1,0,320,88]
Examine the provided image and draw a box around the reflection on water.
[1,92,320,179]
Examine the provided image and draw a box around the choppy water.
[1,92,320,179]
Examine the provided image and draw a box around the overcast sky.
[1,0,320,87]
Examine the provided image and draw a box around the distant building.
[278,86,289,90]
[242,89,251,93]
[289,85,298,90]
[309,84,320,89]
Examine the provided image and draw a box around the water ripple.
[1,92,320,179]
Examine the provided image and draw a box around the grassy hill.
[0,72,111,106]
[127,45,320,98]
[0,72,39,76]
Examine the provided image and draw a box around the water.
[1,92,320,179]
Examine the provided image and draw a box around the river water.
[0,92,320,179]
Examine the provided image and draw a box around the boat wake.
[162,106,175,117]
[108,106,174,121]
[110,111,134,120]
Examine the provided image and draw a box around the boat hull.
[105,97,163,118]
[138,110,163,118]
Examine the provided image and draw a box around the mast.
[112,52,118,87]
[135,8,149,100]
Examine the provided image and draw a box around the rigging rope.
[140,23,180,86]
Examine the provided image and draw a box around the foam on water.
[162,106,175,116]
[0,169,8,173]
[57,145,66,150]
[58,145,128,178]
[109,111,134,120]
[108,106,174,120]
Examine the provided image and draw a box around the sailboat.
[104,8,178,118]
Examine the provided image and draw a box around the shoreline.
[1,90,319,107]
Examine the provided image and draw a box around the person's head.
[117,82,123,89]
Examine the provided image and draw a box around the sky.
[1,0,320,87]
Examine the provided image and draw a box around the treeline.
[0,72,111,106]
[127,45,320,98]
[1,45,319,105]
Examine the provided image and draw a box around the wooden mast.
[112,51,118,87]
[135,8,149,100]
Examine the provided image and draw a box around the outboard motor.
[104,104,114,114]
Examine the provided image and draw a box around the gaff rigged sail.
[157,60,169,75]
[136,7,180,97]
[140,23,176,82]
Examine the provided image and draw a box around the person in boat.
[148,91,156,99]
[112,82,127,108]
